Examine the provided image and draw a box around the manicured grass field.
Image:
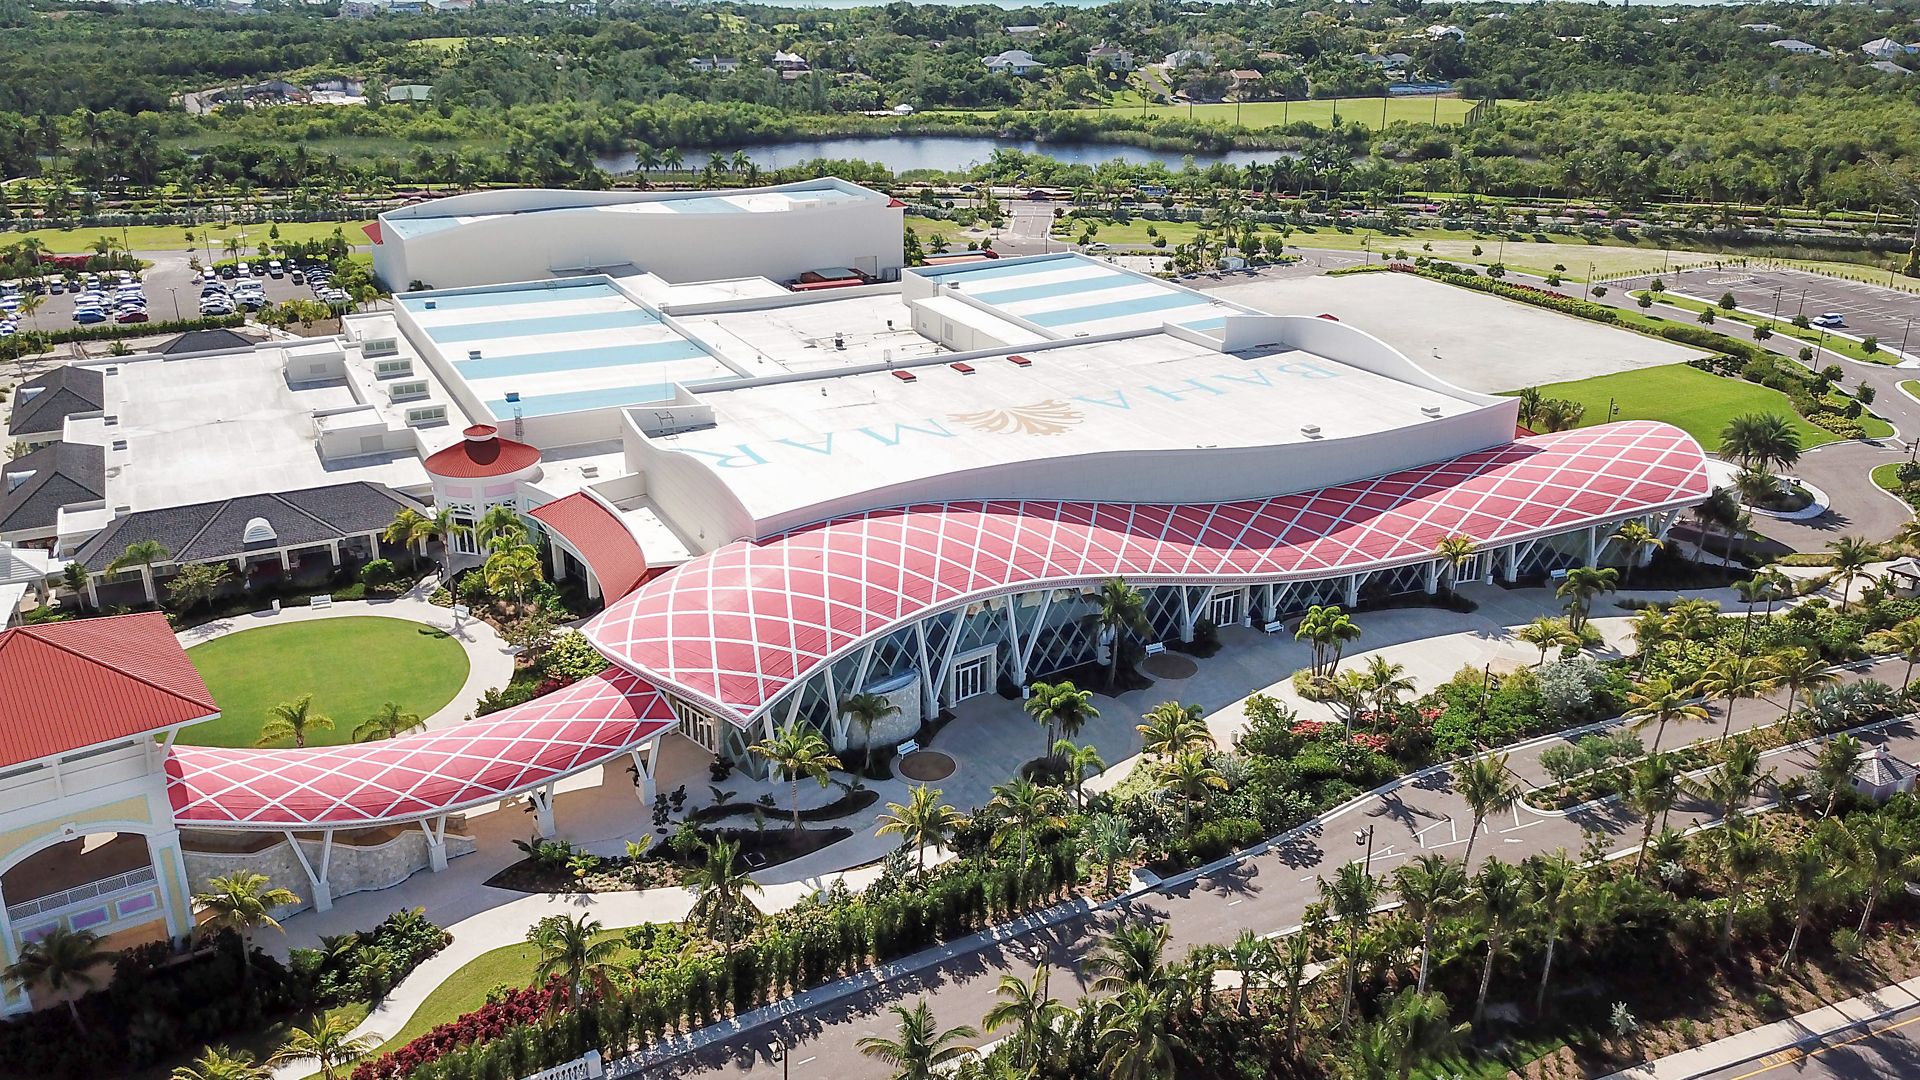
[0,219,374,255]
[181,616,468,748]
[1513,365,1839,454]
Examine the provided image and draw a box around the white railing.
[522,1049,605,1080]
[4,865,157,921]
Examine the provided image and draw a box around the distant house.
[1356,51,1413,69]
[770,50,810,72]
[1769,39,1829,56]
[426,0,471,11]
[687,57,741,73]
[1003,24,1042,36]
[1425,24,1465,40]
[1861,37,1917,59]
[1163,49,1213,70]
[1087,42,1135,70]
[1227,69,1263,90]
[1867,59,1914,75]
[1739,22,1783,33]
[983,49,1045,76]
[385,83,433,102]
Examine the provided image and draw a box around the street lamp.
[1354,824,1376,878]
[770,1037,790,1080]
[1769,285,1783,329]
[1899,314,1914,362]
[167,286,179,321]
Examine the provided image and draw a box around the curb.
[1604,978,1920,1080]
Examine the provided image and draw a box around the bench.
[310,594,333,610]
[1263,620,1287,635]
[895,739,919,757]
[1144,641,1167,656]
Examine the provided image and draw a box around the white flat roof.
[382,180,879,241]
[674,293,960,376]
[660,332,1482,522]
[911,254,1255,337]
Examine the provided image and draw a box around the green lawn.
[1513,365,1840,454]
[181,616,468,748]
[2,219,373,255]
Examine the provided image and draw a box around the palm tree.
[1719,412,1802,473]
[1158,747,1227,838]
[1868,618,1920,690]
[1611,521,1662,585]
[482,543,544,613]
[384,505,462,559]
[192,872,299,986]
[1277,929,1311,1050]
[685,837,763,950]
[268,1012,374,1080]
[1371,987,1468,1080]
[1717,823,1773,951]
[1363,655,1416,715]
[1085,812,1142,893]
[105,538,169,603]
[1470,859,1525,1026]
[1685,740,1773,827]
[1778,829,1849,971]
[1088,922,1173,995]
[1828,536,1880,608]
[257,693,334,748]
[1556,566,1618,632]
[351,701,422,742]
[1842,816,1920,934]
[1453,753,1520,867]
[473,504,526,552]
[1625,752,1683,878]
[1515,616,1578,666]
[1296,604,1363,676]
[1321,861,1382,1029]
[856,1000,976,1080]
[1523,853,1579,1014]
[1815,734,1867,818]
[1393,853,1468,994]
[984,776,1067,867]
[1054,739,1105,806]
[1088,577,1151,686]
[1136,700,1212,759]
[838,691,900,774]
[749,723,842,833]
[2,926,111,1030]
[982,965,1070,1071]
[1433,533,1477,592]
[874,785,961,874]
[1691,654,1775,743]
[1096,983,1189,1080]
[170,1045,271,1080]
[1771,645,1838,719]
[1223,929,1266,1015]
[1023,680,1098,758]
[1624,677,1709,752]
[526,913,619,1007]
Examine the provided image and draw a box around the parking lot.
[1622,266,1920,360]
[1,250,315,334]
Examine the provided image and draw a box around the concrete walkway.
[1605,974,1920,1080]
[174,580,517,729]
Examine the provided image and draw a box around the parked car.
[72,308,107,324]
[115,309,148,324]
[1812,312,1845,327]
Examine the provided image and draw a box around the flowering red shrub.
[1350,732,1390,753]
[1289,719,1329,739]
[352,980,566,1080]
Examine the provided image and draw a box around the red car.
[115,310,148,324]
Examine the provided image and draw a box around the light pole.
[1769,285,1783,329]
[1583,261,1594,300]
[770,1037,790,1080]
[1354,823,1376,878]
[167,286,179,321]
[1797,287,1808,318]
[1899,314,1913,361]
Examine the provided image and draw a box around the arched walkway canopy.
[586,422,1711,727]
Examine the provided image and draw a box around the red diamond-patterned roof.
[0,612,216,769]
[166,667,672,827]
[588,422,1709,727]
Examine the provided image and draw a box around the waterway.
[597,134,1296,176]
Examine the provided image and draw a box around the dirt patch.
[899,750,956,782]
[1142,652,1199,680]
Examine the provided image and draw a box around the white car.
[1812,312,1845,327]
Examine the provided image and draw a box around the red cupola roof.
[423,424,541,479]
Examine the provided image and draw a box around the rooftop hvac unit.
[424,300,437,310]
[468,349,482,360]
[1421,406,1443,417]
[1300,424,1323,439]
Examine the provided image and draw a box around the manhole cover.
[899,750,956,782]
[1143,652,1199,680]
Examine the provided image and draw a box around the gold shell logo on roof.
[948,399,1084,437]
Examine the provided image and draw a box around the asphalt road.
[650,657,1920,1080]
[1695,1000,1920,1080]
[1624,267,1920,362]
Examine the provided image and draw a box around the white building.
[1087,42,1134,70]
[983,49,1045,75]
[1770,39,1829,55]
[1861,37,1917,59]
[368,178,906,292]
[1426,24,1465,40]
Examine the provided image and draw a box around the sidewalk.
[174,579,517,729]
[1605,974,1920,1079]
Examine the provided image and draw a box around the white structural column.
[284,829,336,912]
[419,816,451,873]
[1424,562,1440,594]
[629,746,658,803]
[0,881,22,1014]
[527,784,557,839]
[930,610,969,710]
[913,620,934,719]
[1583,525,1600,567]
[1016,591,1055,680]
[1002,599,1025,685]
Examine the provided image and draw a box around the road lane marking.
[1724,1012,1920,1079]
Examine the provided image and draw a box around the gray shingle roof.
[154,329,254,356]
[74,482,423,573]
[6,366,106,438]
[0,442,106,537]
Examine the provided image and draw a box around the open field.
[182,616,468,748]
[1,219,373,254]
[923,94,1488,130]
[1515,365,1840,452]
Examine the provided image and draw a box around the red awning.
[362,220,383,245]
[529,494,649,600]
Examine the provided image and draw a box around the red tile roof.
[529,494,649,601]
[422,425,542,479]
[362,220,383,245]
[0,613,217,768]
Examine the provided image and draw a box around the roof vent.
[1421,405,1443,417]
[110,439,127,451]
[892,370,917,383]
[1008,355,1032,367]
[102,415,118,427]
[579,464,600,478]
[1300,424,1323,439]
[950,362,976,374]
[4,471,31,493]
[424,300,437,310]
[465,424,499,444]
[242,517,277,544]
[468,349,482,361]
